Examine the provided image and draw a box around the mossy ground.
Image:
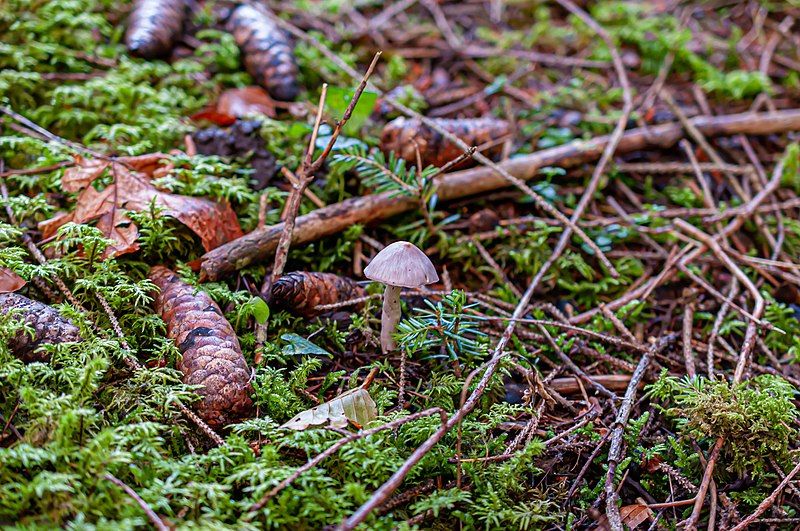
[2,1,800,529]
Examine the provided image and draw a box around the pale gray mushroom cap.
[364,241,439,289]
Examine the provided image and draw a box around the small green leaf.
[281,333,332,357]
[252,297,270,324]
[325,86,378,135]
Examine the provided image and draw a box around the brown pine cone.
[0,293,82,362]
[149,266,253,429]
[125,0,187,58]
[227,4,299,101]
[380,117,511,169]
[270,272,366,318]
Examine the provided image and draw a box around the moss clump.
[650,373,798,479]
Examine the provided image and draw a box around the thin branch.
[246,407,445,517]
[104,474,169,531]
[340,247,548,528]
[605,336,674,530]
[267,52,381,287]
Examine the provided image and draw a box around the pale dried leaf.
[595,503,653,530]
[0,268,26,293]
[621,503,653,529]
[281,387,377,430]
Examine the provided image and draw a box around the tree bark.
[199,109,800,281]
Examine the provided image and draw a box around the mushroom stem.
[380,285,402,353]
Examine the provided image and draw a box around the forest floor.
[2,0,800,529]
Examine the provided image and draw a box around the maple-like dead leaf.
[0,268,26,294]
[62,153,170,193]
[62,158,108,193]
[280,387,377,430]
[41,155,243,258]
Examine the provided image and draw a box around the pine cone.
[150,266,253,429]
[125,0,187,58]
[380,117,510,169]
[0,293,82,362]
[227,4,299,101]
[270,272,366,318]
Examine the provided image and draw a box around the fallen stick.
[199,109,800,281]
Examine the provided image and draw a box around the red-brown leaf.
[190,110,238,126]
[620,503,653,529]
[62,158,108,193]
[0,268,26,293]
[593,503,654,530]
[217,87,276,118]
[191,86,277,125]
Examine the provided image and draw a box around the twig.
[537,325,618,400]
[0,105,108,159]
[728,458,800,530]
[605,336,673,530]
[0,160,73,177]
[707,279,738,379]
[673,220,765,383]
[268,52,381,286]
[104,473,169,531]
[472,237,522,298]
[682,289,697,378]
[615,162,752,175]
[599,303,639,344]
[454,416,595,464]
[246,407,445,517]
[482,316,647,353]
[567,429,612,501]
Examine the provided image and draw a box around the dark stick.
[199,109,800,281]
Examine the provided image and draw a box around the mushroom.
[364,241,439,353]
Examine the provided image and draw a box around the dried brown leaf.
[593,502,654,530]
[62,158,108,193]
[41,156,243,258]
[0,268,26,293]
[620,503,653,529]
[218,87,277,119]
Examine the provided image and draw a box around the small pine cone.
[227,4,300,101]
[270,272,366,318]
[149,266,253,429]
[380,117,511,169]
[0,293,82,362]
[125,0,187,58]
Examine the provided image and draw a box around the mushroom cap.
[364,241,439,288]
